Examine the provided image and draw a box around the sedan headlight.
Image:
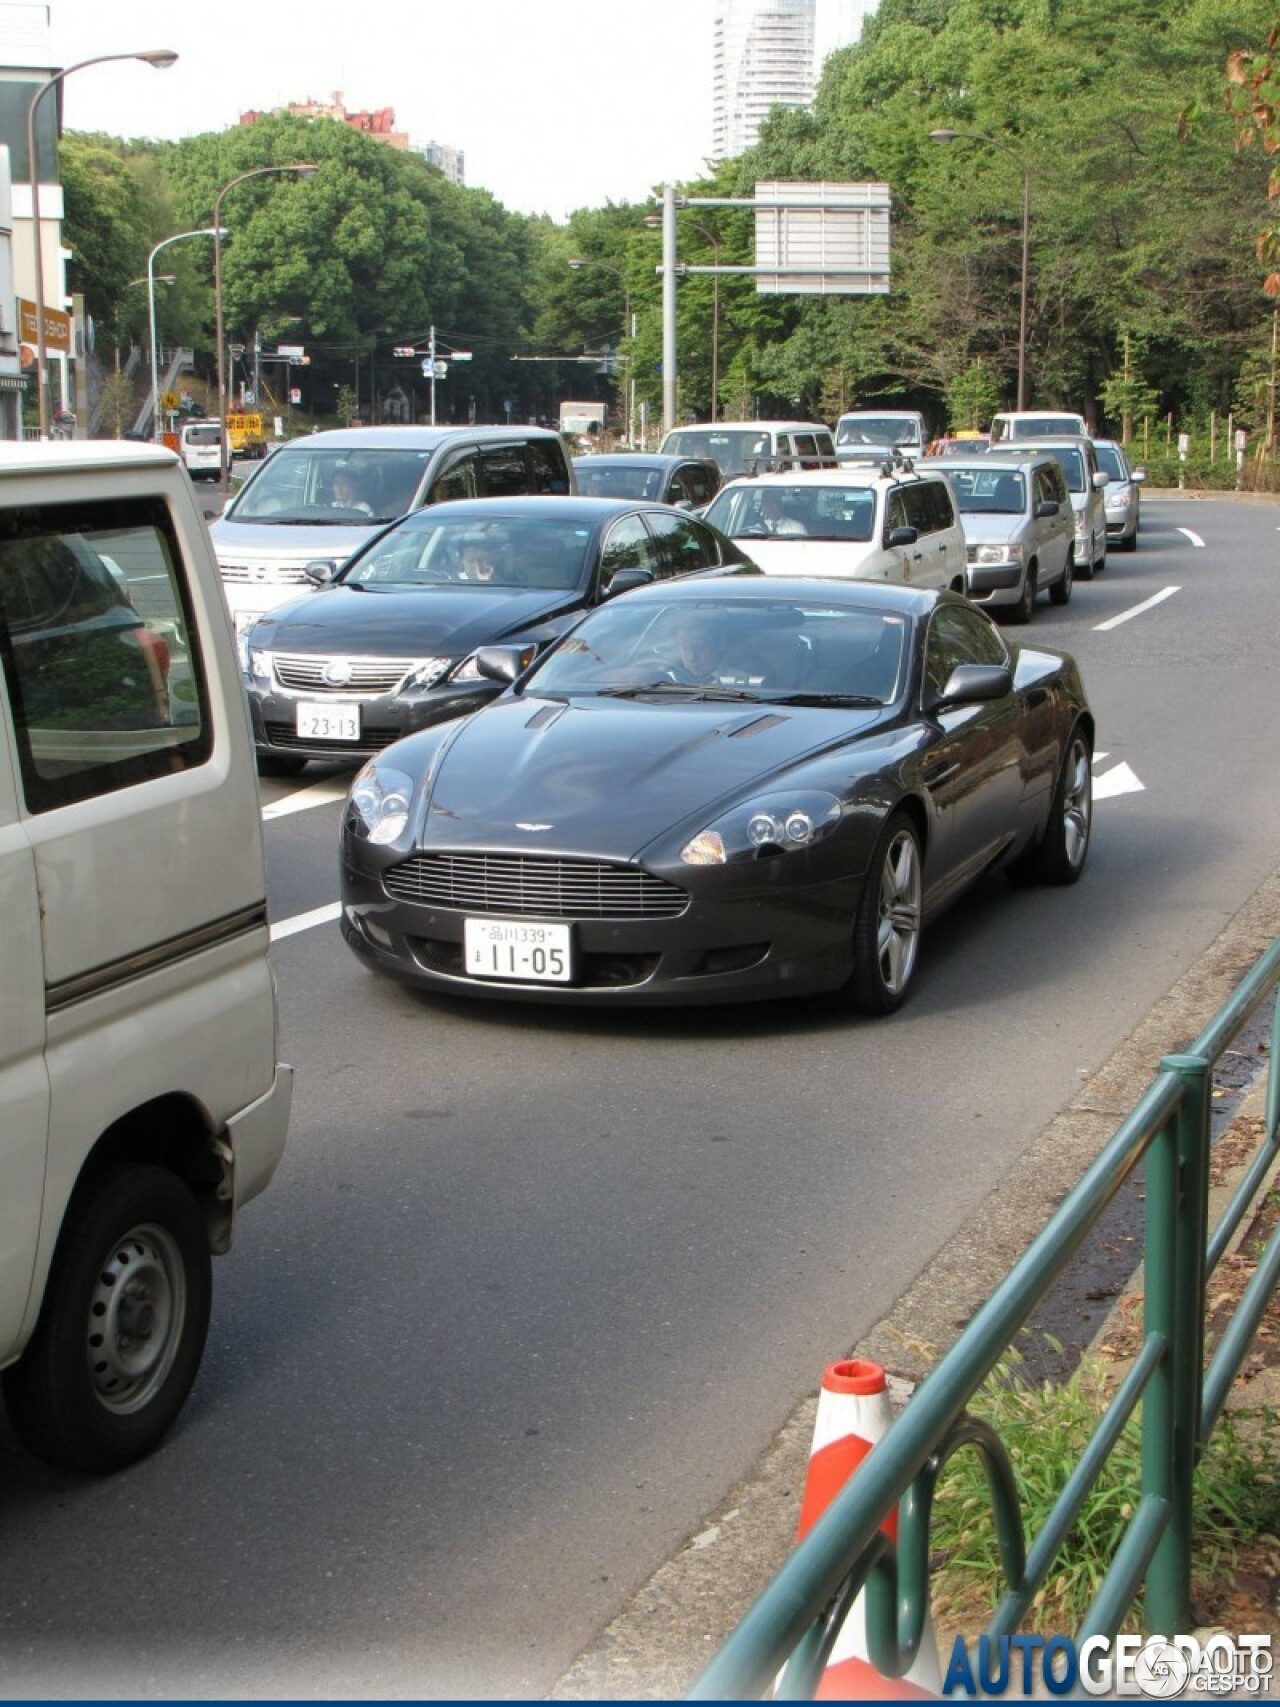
[348,760,416,844]
[248,646,273,680]
[1105,483,1132,508]
[966,543,1023,565]
[681,789,842,866]
[399,657,452,692]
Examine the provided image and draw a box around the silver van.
[0,441,291,1473]
[211,425,575,632]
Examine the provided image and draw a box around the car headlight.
[1105,483,1131,507]
[967,543,1022,565]
[249,646,272,680]
[398,657,452,693]
[348,760,416,844]
[681,789,842,866]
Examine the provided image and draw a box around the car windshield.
[344,514,593,591]
[228,448,432,525]
[836,417,918,447]
[1038,448,1087,492]
[1093,444,1127,481]
[945,468,1027,514]
[661,429,772,476]
[703,483,876,543]
[1000,417,1085,440]
[527,597,907,703]
[574,464,663,500]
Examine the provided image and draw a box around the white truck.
[560,400,607,440]
[0,440,292,1473]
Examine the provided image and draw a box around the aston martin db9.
[339,580,1093,1012]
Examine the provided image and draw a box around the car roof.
[0,440,179,475]
[388,494,697,523]
[836,409,924,419]
[919,454,1043,471]
[665,420,831,434]
[272,424,563,451]
[716,465,939,488]
[618,573,947,618]
[572,454,710,471]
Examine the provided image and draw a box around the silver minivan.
[924,453,1075,622]
[211,425,575,632]
[0,441,291,1473]
[1023,437,1109,578]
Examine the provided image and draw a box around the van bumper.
[226,1062,293,1213]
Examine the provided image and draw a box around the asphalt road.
[1,497,1277,1698]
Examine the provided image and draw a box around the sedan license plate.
[464,918,572,983]
[295,701,361,741]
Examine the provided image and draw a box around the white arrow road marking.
[1094,586,1180,631]
[1176,527,1205,548]
[261,780,349,821]
[1094,761,1144,801]
[270,901,343,942]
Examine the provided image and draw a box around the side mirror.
[1131,467,1147,484]
[1092,471,1110,489]
[474,646,526,685]
[933,662,1012,708]
[887,525,918,547]
[304,559,340,585]
[1035,499,1061,518]
[604,566,656,599]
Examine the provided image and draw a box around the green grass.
[928,1342,1280,1634]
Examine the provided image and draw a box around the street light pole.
[686,219,720,423]
[27,49,178,437]
[929,128,1031,411]
[661,183,678,436]
[148,228,222,443]
[213,161,316,488]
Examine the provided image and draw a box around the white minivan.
[0,441,291,1473]
[178,419,222,481]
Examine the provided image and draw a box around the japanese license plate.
[463,918,572,983]
[295,701,361,741]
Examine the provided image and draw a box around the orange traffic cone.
[794,1359,940,1701]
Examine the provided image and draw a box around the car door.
[1033,462,1073,577]
[919,603,1027,900]
[900,484,941,587]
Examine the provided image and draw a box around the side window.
[0,497,211,813]
[885,489,910,540]
[429,451,477,504]
[925,604,1008,696]
[814,432,837,464]
[528,439,570,494]
[901,484,935,536]
[685,465,718,506]
[793,433,818,468]
[926,479,955,530]
[477,444,530,497]
[598,515,663,590]
[643,511,720,577]
[666,471,692,507]
[1033,467,1055,509]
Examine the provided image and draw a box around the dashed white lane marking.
[1094,586,1180,631]
[260,781,349,821]
[1094,761,1144,801]
[1176,527,1205,548]
[270,901,343,942]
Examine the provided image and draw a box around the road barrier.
[689,939,1280,1699]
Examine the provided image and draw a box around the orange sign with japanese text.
[18,298,71,355]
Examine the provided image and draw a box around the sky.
[28,0,870,221]
[39,0,718,220]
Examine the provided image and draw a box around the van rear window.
[0,497,211,813]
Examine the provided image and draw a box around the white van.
[658,421,837,477]
[178,419,223,481]
[0,441,291,1473]
[990,411,1090,442]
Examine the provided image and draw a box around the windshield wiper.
[766,692,884,708]
[595,681,764,702]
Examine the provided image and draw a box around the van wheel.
[1008,563,1037,625]
[2,1166,212,1474]
[1049,557,1073,606]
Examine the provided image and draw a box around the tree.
[95,370,137,438]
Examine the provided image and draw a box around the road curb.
[551,868,1280,1700]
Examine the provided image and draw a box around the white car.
[834,409,928,464]
[990,410,1090,443]
[700,466,967,591]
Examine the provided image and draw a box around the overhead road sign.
[753,181,891,296]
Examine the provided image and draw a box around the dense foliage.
[60,0,1276,438]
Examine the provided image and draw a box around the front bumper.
[966,561,1024,604]
[339,850,861,1006]
[247,679,498,762]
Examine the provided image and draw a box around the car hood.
[250,585,584,655]
[734,538,877,577]
[209,517,381,563]
[421,693,879,859]
[960,515,1025,545]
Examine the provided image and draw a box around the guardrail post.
[1145,1054,1210,1634]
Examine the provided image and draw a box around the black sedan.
[339,580,1093,1011]
[240,495,756,771]
[572,454,721,511]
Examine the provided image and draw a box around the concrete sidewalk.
[552,870,1280,1698]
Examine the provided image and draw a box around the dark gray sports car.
[339,579,1093,1012]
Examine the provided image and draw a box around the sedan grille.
[383,853,689,919]
[273,654,413,694]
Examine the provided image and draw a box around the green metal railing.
[690,940,1280,1699]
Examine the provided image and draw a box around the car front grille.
[273,654,412,694]
[218,561,313,584]
[383,852,689,919]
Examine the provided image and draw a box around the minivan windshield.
[703,482,876,542]
[836,416,920,448]
[1093,443,1127,481]
[228,448,432,525]
[1037,448,1087,493]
